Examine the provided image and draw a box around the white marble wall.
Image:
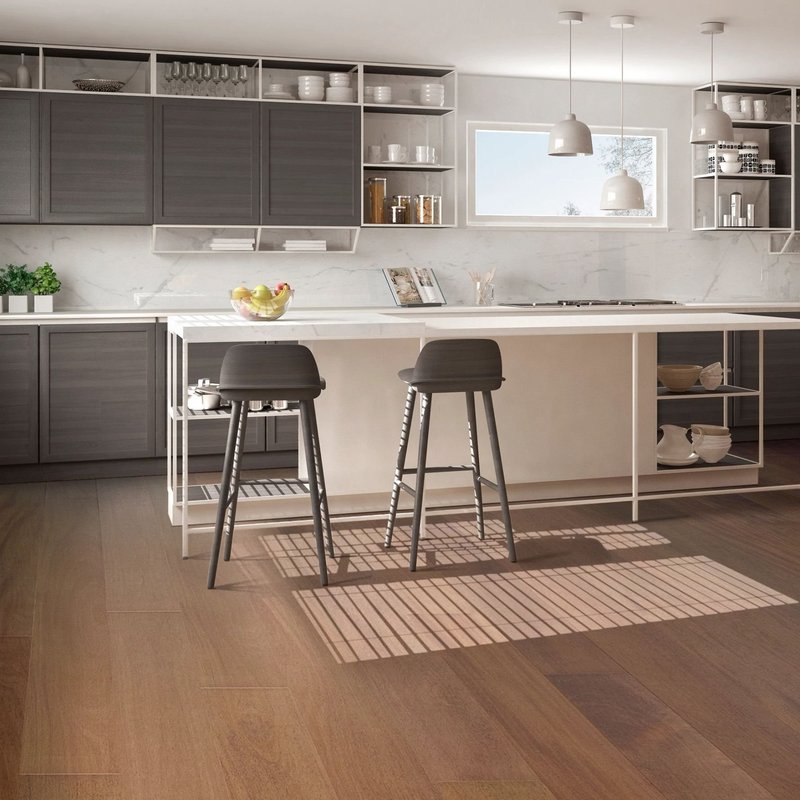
[3,74,800,310]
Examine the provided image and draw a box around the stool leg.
[307,399,334,558]
[482,391,517,563]
[223,403,249,562]
[409,392,432,572]
[300,400,328,586]
[386,386,417,548]
[465,391,485,541]
[208,401,244,589]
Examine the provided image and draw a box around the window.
[467,121,666,228]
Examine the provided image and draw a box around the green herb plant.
[0,269,8,296]
[32,262,61,296]
[4,264,33,296]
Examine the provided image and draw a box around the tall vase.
[16,53,31,89]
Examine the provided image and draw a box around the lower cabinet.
[40,324,157,462]
[0,326,39,465]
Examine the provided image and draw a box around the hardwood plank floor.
[19,481,118,775]
[3,472,800,797]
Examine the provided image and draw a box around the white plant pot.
[33,295,54,313]
[8,295,30,313]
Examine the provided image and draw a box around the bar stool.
[384,338,517,571]
[207,343,334,589]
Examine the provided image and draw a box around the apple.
[251,284,271,301]
[231,286,250,300]
[274,282,290,294]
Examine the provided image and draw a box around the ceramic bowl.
[328,72,351,86]
[325,86,353,102]
[657,364,703,391]
[720,161,742,174]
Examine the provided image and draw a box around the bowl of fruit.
[230,283,293,321]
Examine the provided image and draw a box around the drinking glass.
[163,62,174,94]
[211,65,221,97]
[238,65,249,98]
[202,63,212,96]
[179,63,189,95]
[230,66,240,98]
[219,63,230,97]
[187,62,198,96]
[172,60,183,94]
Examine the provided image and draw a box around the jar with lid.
[738,141,760,174]
[387,204,406,224]
[366,177,387,223]
[392,194,413,224]
[760,159,776,175]
[413,194,442,225]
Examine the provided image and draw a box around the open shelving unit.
[692,81,795,236]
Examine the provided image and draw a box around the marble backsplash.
[1,223,799,310]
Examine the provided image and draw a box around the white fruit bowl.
[230,290,294,321]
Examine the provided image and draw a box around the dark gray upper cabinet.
[261,103,360,226]
[40,324,157,462]
[41,94,153,224]
[155,98,260,224]
[0,93,39,223]
[0,326,39,465]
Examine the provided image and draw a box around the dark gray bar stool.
[207,343,333,589]
[384,338,517,571]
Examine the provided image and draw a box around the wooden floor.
[2,462,800,799]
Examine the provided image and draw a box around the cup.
[364,85,375,101]
[386,144,407,163]
[271,400,289,410]
[249,400,264,411]
[754,99,767,120]
[367,144,381,163]
[740,95,754,120]
[414,145,437,164]
[373,85,392,104]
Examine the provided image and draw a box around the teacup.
[386,144,407,162]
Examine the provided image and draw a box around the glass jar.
[366,177,387,223]
[413,194,442,225]
[760,159,776,174]
[393,194,413,224]
[387,204,406,224]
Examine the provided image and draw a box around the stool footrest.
[479,476,499,491]
[395,480,417,498]
[401,464,474,475]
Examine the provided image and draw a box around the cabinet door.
[732,318,800,427]
[41,94,153,224]
[261,104,360,225]
[155,99,260,224]
[0,93,39,223]
[0,326,39,465]
[40,324,156,462]
[266,416,298,451]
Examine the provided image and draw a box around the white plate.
[263,91,294,99]
[657,453,699,467]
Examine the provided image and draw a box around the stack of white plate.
[282,239,327,251]
[209,237,254,251]
[298,75,324,101]
[419,82,445,107]
[690,424,732,463]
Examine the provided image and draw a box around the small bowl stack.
[699,362,723,390]
[373,85,392,104]
[326,72,354,103]
[690,424,732,463]
[419,82,445,107]
[657,364,703,392]
[298,75,325,101]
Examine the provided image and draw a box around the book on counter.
[383,267,446,306]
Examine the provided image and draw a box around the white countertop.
[166,309,800,343]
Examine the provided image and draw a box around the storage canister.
[739,141,760,174]
[413,194,442,225]
[367,177,387,224]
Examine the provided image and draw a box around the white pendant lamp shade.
[549,113,594,156]
[690,22,734,144]
[548,11,593,157]
[600,15,644,211]
[600,169,645,210]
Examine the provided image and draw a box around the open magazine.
[383,267,446,306]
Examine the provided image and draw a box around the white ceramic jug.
[656,424,696,464]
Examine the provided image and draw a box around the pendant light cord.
[568,20,573,114]
[710,32,716,103]
[619,22,625,170]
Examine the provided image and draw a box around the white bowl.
[720,161,742,174]
[699,373,723,390]
[298,87,324,101]
[420,83,444,91]
[298,74,324,82]
[326,86,353,102]
[329,72,351,86]
[419,96,445,107]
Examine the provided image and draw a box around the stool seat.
[386,338,516,571]
[208,343,333,589]
[219,343,325,401]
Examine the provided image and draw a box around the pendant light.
[690,22,734,144]
[548,10,593,156]
[600,15,644,211]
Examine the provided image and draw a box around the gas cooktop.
[505,299,682,308]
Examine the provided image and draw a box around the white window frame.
[466,121,667,230]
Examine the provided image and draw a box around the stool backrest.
[220,344,323,396]
[413,339,502,383]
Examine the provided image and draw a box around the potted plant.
[0,269,7,314]
[31,262,61,313]
[5,264,32,313]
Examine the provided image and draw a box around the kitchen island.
[167,309,800,557]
